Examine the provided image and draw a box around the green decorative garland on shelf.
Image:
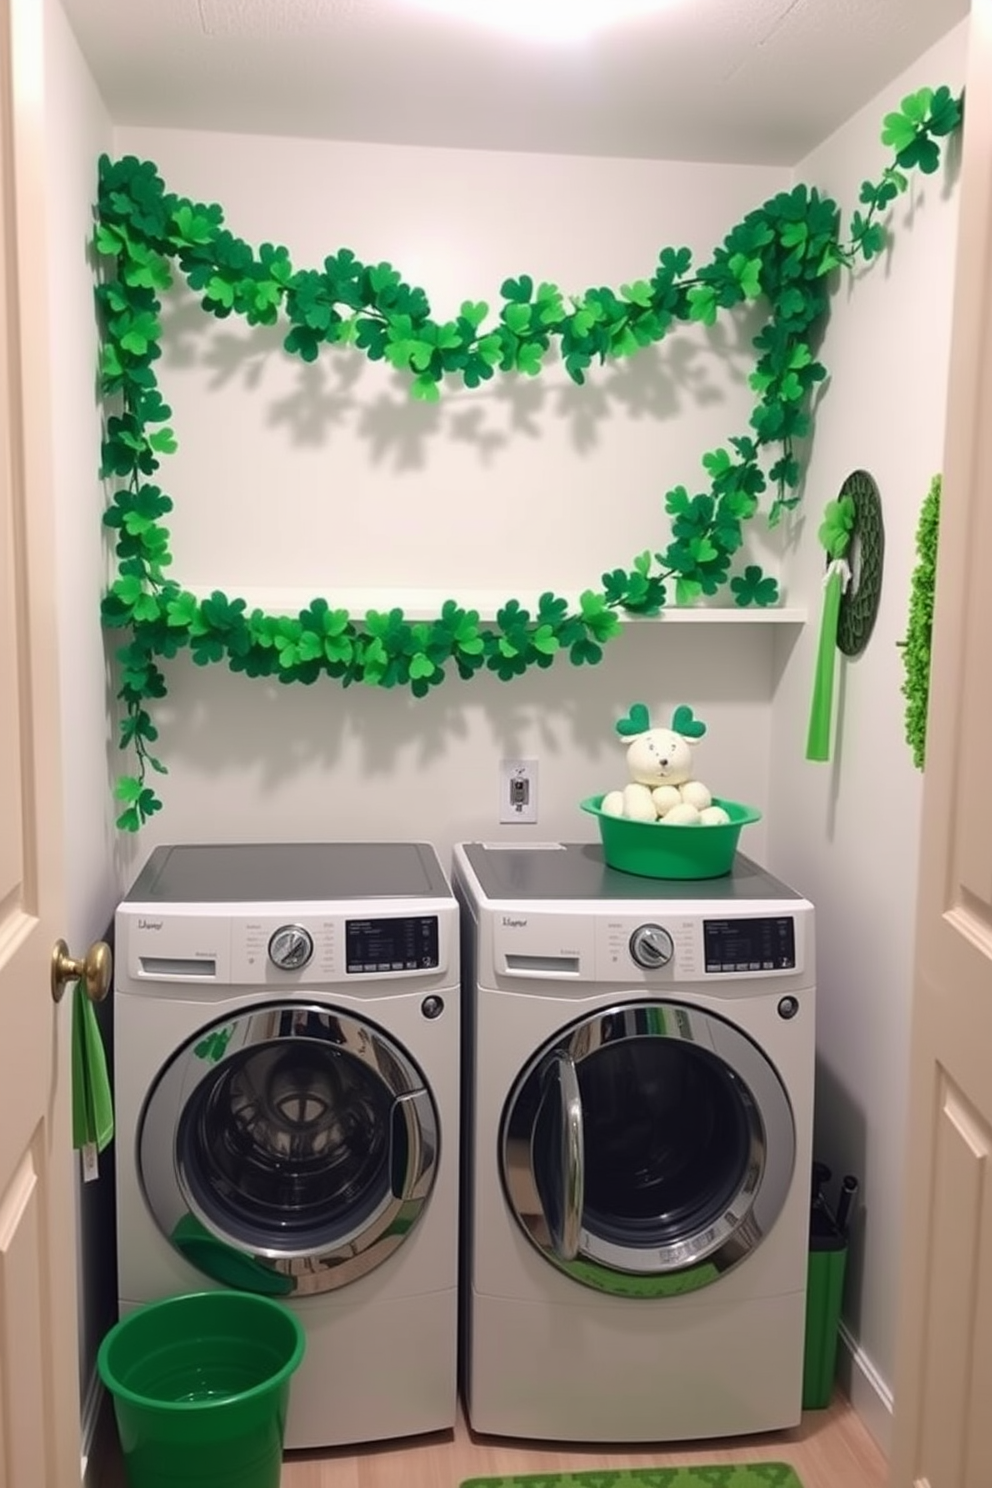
[95,86,961,829]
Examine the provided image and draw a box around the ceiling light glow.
[398,0,680,45]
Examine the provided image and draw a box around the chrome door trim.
[139,1002,440,1296]
[535,1050,584,1262]
[501,1000,795,1297]
[391,1089,436,1202]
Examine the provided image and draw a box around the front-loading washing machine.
[452,840,815,1443]
[114,842,459,1450]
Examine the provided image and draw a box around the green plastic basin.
[581,795,761,879]
[97,1290,305,1488]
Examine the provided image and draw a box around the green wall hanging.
[94,86,962,829]
[836,470,885,658]
[900,473,941,770]
[805,469,884,763]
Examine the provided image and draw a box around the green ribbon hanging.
[806,496,856,763]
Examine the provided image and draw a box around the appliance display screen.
[345,916,439,974]
[703,916,796,973]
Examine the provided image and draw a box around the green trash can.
[802,1167,856,1410]
[97,1290,306,1488]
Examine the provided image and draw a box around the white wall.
[769,22,967,1451]
[44,0,116,1452]
[108,125,793,876]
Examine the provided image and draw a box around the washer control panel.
[120,904,454,986]
[345,915,439,975]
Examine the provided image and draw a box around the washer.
[452,840,815,1443]
[114,842,459,1450]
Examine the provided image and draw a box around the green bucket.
[581,795,761,879]
[97,1291,305,1488]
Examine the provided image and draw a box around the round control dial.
[629,923,674,970]
[268,924,314,971]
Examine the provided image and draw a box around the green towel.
[71,980,114,1153]
[807,494,856,764]
[805,559,848,762]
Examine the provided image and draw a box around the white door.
[889,4,992,1485]
[0,0,82,1483]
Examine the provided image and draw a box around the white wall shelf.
[189,586,807,626]
[623,606,806,626]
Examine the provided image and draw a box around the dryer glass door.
[501,1000,795,1296]
[139,1003,439,1295]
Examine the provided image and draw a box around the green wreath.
[836,470,885,657]
[94,87,962,830]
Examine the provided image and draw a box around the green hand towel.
[71,981,114,1153]
[805,560,846,762]
[807,494,856,764]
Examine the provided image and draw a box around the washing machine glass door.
[139,1003,439,1295]
[501,1000,794,1296]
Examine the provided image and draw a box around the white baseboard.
[837,1319,893,1458]
[80,1370,106,1487]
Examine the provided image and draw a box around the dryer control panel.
[702,915,796,974]
[487,904,811,985]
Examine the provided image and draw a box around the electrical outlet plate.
[499,758,538,823]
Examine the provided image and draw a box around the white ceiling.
[58,0,968,165]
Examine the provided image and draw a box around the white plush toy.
[600,703,730,826]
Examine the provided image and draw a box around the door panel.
[890,2,992,1482]
[911,1076,992,1487]
[0,0,79,1483]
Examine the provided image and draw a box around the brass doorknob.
[51,939,113,1005]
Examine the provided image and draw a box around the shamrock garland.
[95,86,962,830]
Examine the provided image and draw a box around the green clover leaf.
[411,374,440,403]
[817,495,856,558]
[730,565,781,607]
[664,485,692,517]
[170,201,222,247]
[675,576,703,606]
[531,624,559,657]
[488,649,528,681]
[459,300,488,329]
[536,592,569,627]
[500,274,533,304]
[578,590,622,642]
[568,636,604,667]
[686,284,718,326]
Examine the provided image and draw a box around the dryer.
[453,840,815,1443]
[114,842,459,1450]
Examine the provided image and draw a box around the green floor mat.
[461,1467,804,1488]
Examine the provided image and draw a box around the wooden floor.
[97,1391,886,1488]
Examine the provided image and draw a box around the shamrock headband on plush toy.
[615,703,707,740]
